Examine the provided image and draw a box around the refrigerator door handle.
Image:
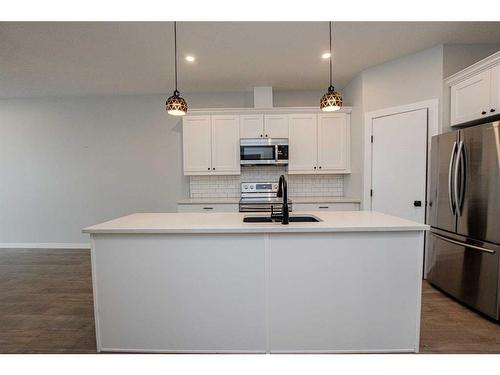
[431,232,496,254]
[454,140,465,216]
[448,141,457,215]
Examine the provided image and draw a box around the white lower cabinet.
[268,232,422,352]
[177,204,239,213]
[293,203,359,211]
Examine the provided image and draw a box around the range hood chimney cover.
[253,87,273,108]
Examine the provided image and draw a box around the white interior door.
[371,109,428,223]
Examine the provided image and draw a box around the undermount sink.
[243,215,321,223]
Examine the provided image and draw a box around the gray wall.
[0,89,325,244]
[341,45,444,199]
[443,43,500,79]
[0,95,187,243]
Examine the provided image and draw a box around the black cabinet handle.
[207,167,210,170]
[482,111,487,115]
[265,134,268,137]
[203,207,214,210]
[491,109,496,113]
[318,206,329,209]
[260,134,263,137]
[414,200,422,207]
[313,166,317,169]
[319,166,322,169]
[212,168,215,170]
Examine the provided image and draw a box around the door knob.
[414,200,422,207]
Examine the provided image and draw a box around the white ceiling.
[1,21,500,98]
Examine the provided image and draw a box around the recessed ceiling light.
[321,52,331,59]
[185,55,195,62]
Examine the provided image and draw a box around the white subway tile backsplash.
[189,166,344,198]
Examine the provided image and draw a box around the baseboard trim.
[0,243,91,250]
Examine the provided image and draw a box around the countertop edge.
[83,226,429,234]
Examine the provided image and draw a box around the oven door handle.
[275,144,279,162]
[431,232,496,254]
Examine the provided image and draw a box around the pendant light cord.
[329,21,332,88]
[174,21,178,93]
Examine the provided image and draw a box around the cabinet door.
[240,114,264,138]
[317,114,349,172]
[264,115,289,138]
[182,115,212,175]
[288,114,318,174]
[211,115,241,174]
[490,64,500,114]
[177,204,239,213]
[293,203,360,211]
[450,70,491,125]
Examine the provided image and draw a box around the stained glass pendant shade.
[320,22,343,112]
[166,22,188,116]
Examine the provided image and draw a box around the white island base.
[84,212,428,353]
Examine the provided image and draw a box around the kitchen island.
[83,211,428,353]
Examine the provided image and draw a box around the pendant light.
[166,21,188,116]
[320,21,343,112]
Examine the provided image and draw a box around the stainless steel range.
[239,181,293,213]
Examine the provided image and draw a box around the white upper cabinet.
[239,114,288,138]
[288,114,318,173]
[447,52,500,126]
[317,114,349,172]
[288,113,350,174]
[211,115,240,174]
[183,109,351,176]
[450,70,491,125]
[240,114,264,138]
[490,64,500,114]
[264,115,289,138]
[183,115,212,174]
[182,115,240,175]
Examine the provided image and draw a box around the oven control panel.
[241,182,279,194]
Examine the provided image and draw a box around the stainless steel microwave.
[240,138,289,165]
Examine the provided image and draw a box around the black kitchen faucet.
[276,175,289,225]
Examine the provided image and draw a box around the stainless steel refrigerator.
[427,119,500,320]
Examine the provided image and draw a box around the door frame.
[363,99,439,278]
[362,99,440,213]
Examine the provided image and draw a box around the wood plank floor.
[1,249,499,353]
[0,249,96,353]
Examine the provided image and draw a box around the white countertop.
[177,197,361,205]
[83,211,428,234]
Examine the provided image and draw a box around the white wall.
[443,43,500,78]
[341,45,444,199]
[341,74,364,199]
[0,91,257,244]
[0,89,326,244]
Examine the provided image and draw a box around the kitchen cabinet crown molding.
[187,106,352,116]
[445,51,500,86]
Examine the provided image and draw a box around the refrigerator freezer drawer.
[427,230,500,320]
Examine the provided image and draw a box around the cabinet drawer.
[177,204,239,213]
[293,203,359,211]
